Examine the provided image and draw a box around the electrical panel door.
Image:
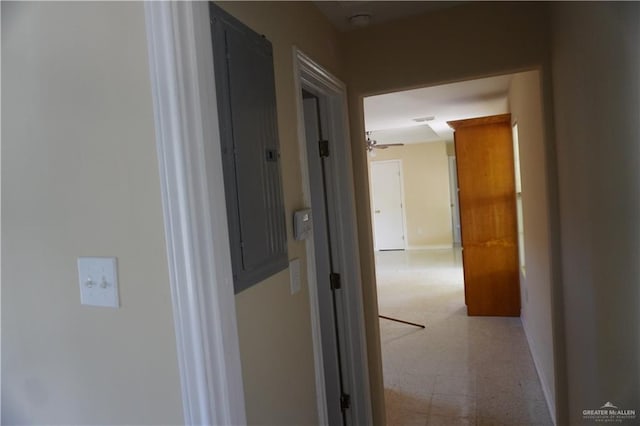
[210,3,288,293]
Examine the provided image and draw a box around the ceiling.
[314,2,513,145]
[364,74,513,144]
[313,1,462,32]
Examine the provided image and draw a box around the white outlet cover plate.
[77,257,120,308]
[289,258,301,295]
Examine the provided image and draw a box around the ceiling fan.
[365,131,404,152]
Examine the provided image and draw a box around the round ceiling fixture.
[348,13,372,28]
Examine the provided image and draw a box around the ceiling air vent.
[412,116,435,123]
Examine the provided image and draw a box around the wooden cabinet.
[448,114,520,317]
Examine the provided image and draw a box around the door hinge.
[319,140,330,158]
[330,272,341,290]
[340,393,351,411]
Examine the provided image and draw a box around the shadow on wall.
[3,395,30,424]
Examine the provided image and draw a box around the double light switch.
[77,257,120,308]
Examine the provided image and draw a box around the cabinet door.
[211,4,288,293]
[450,114,520,316]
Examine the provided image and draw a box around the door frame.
[369,159,408,251]
[144,2,246,424]
[448,155,462,246]
[293,47,373,426]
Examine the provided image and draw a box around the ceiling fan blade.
[375,143,404,148]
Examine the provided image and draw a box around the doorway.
[364,71,554,425]
[293,49,372,426]
[302,89,350,426]
[448,156,462,246]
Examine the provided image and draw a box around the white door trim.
[293,54,328,426]
[448,156,462,245]
[369,159,408,250]
[144,2,246,424]
[293,47,373,426]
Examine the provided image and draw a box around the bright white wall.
[551,2,640,421]
[508,71,556,419]
[2,2,183,424]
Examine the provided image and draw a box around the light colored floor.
[376,249,553,426]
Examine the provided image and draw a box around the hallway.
[377,249,553,425]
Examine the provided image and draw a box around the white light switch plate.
[77,257,120,308]
[289,258,301,295]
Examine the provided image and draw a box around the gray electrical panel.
[210,3,288,293]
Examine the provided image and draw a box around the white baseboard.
[406,244,453,250]
[521,316,557,426]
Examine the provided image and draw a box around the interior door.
[448,156,462,245]
[302,91,349,426]
[370,161,406,250]
[449,114,520,317]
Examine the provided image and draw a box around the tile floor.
[376,249,553,426]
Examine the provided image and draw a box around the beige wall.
[217,2,343,424]
[551,3,640,421]
[508,71,556,417]
[368,142,452,248]
[2,1,348,424]
[342,3,561,423]
[1,2,183,424]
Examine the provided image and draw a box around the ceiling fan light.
[365,131,377,152]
